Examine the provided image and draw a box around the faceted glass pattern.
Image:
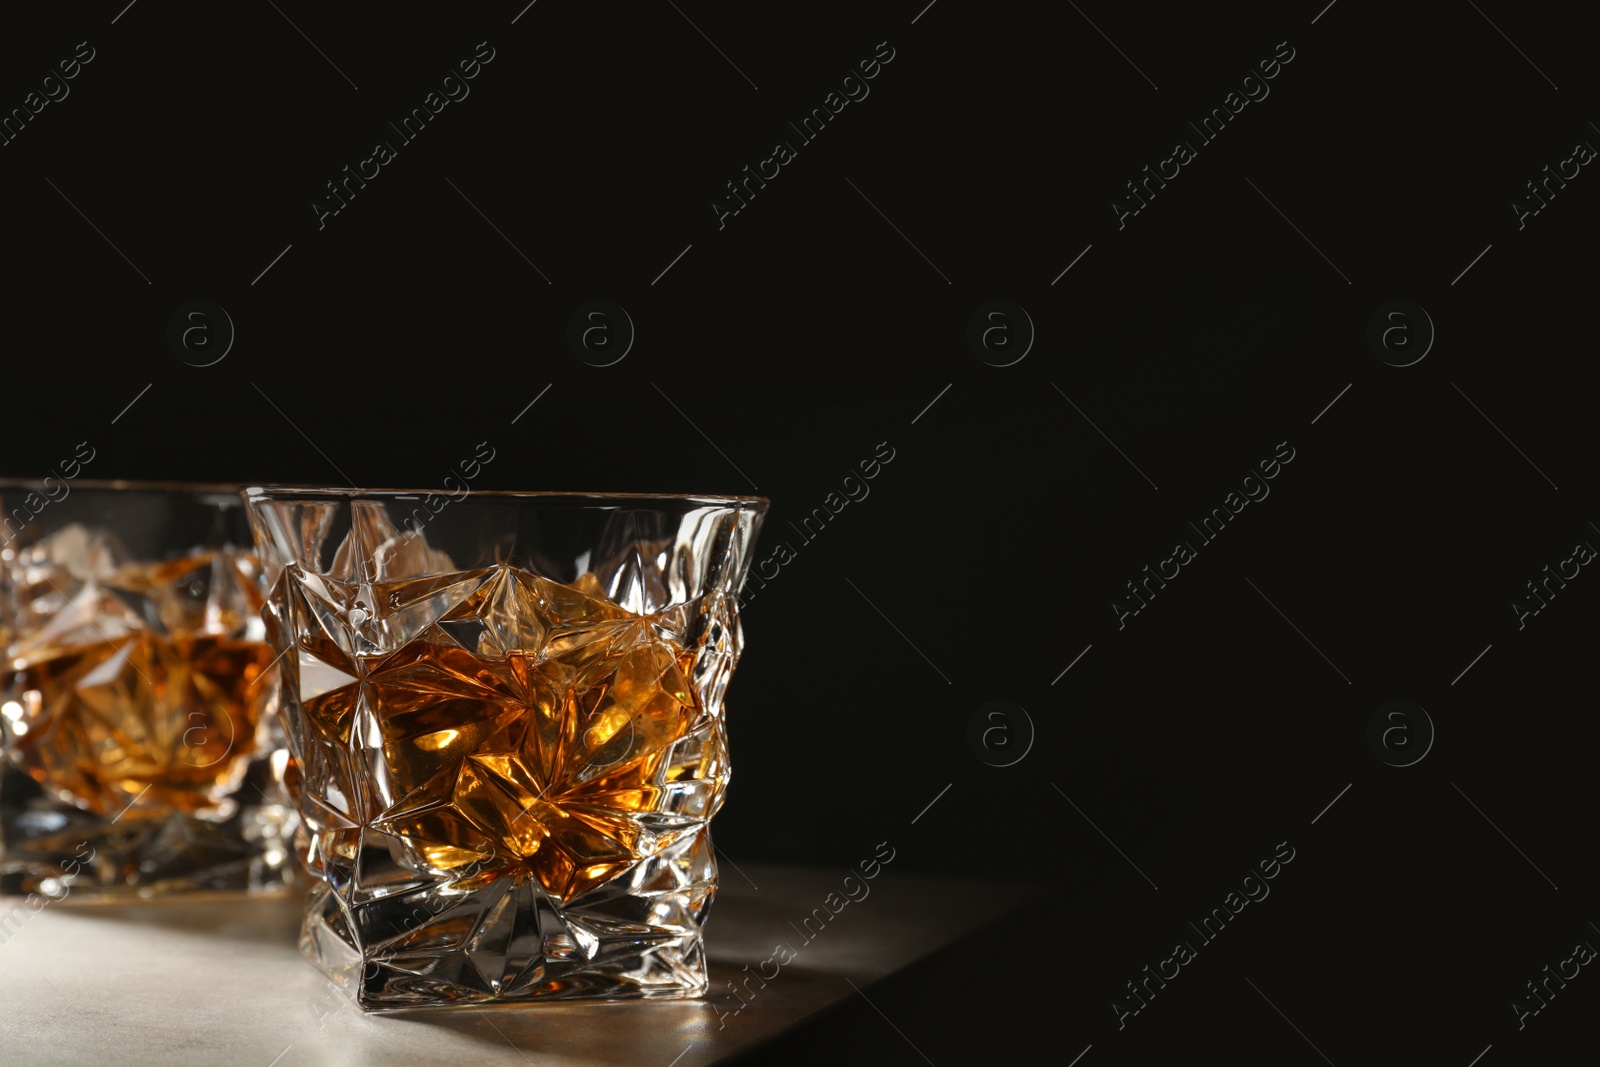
[0,483,294,898]
[245,489,765,1010]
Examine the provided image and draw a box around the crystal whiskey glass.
[0,481,294,899]
[244,488,766,1010]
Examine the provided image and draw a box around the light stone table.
[0,864,1035,1066]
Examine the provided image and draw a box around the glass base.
[302,828,716,1011]
[0,765,296,899]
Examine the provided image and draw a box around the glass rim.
[242,486,770,508]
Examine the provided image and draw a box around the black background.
[3,1,1595,1063]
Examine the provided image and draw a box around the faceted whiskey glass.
[0,481,295,899]
[243,488,766,1010]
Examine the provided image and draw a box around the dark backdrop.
[3,1,1595,1063]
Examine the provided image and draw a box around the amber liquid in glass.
[5,551,274,819]
[290,569,717,903]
